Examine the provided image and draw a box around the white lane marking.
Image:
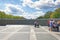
[0,32,30,33]
[1,32,57,34]
[0,25,21,32]
[40,27,49,32]
[0,27,22,32]
[30,27,37,40]
[36,32,49,34]
[0,27,9,32]
[6,25,31,27]
[3,27,23,40]
[41,27,60,40]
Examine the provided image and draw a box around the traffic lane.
[36,26,60,40]
[34,27,47,32]
[18,27,30,32]
[0,26,9,32]
[1,27,22,32]
[0,33,10,40]
[36,33,57,40]
[7,33,30,40]
[0,26,7,30]
[0,25,24,40]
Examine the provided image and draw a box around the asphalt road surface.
[0,25,60,40]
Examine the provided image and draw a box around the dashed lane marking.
[0,27,10,32]
[2,27,23,40]
[30,27,37,40]
[0,32,30,33]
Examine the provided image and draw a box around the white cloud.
[22,0,60,10]
[0,3,43,19]
[22,0,33,7]
[1,0,60,19]
[1,3,44,19]
[3,4,24,15]
[22,11,44,19]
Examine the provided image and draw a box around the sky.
[0,0,60,19]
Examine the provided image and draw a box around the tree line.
[37,8,60,19]
[0,11,25,19]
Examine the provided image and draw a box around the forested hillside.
[0,11,25,19]
[37,8,60,19]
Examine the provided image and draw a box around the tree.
[37,16,44,19]
[37,8,60,19]
[50,8,60,18]
[44,11,53,18]
[0,11,25,19]
[0,11,6,18]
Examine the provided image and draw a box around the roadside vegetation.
[0,11,25,19]
[37,8,60,19]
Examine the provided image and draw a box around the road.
[0,25,60,40]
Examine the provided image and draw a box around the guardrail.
[0,18,60,26]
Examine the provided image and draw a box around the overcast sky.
[0,0,60,19]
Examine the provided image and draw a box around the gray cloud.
[5,5,24,16]
[22,0,60,12]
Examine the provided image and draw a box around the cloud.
[22,0,60,11]
[23,11,44,19]
[0,0,60,19]
[2,3,44,19]
[3,4,24,16]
